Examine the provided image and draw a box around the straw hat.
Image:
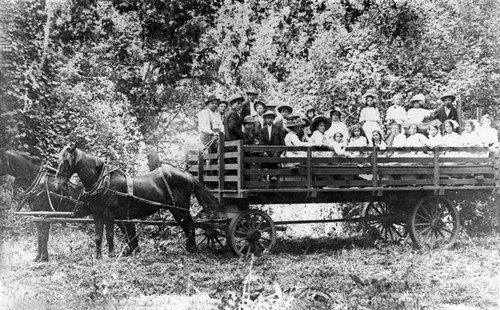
[277,104,293,114]
[304,105,316,114]
[205,94,219,105]
[229,94,244,104]
[243,116,256,124]
[310,115,332,132]
[362,91,378,103]
[440,93,456,102]
[409,93,426,103]
[246,87,258,95]
[327,106,343,118]
[284,116,305,128]
[254,100,266,111]
[262,110,277,119]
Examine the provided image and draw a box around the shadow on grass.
[272,235,378,255]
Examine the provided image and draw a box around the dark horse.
[0,149,83,261]
[55,145,220,258]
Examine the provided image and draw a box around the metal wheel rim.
[362,201,407,242]
[409,196,460,249]
[228,209,276,258]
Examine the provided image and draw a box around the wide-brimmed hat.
[254,100,266,111]
[205,94,219,105]
[327,106,343,118]
[409,93,426,103]
[362,91,378,103]
[265,102,277,111]
[262,110,277,119]
[243,116,256,124]
[301,117,311,127]
[285,116,305,128]
[440,93,456,102]
[229,94,244,104]
[246,87,258,95]
[277,104,293,114]
[310,115,332,132]
[304,105,316,114]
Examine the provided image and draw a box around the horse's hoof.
[186,244,198,253]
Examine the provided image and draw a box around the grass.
[0,219,499,310]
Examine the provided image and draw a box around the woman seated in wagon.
[309,115,333,157]
[282,116,311,168]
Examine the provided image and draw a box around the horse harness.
[84,164,185,218]
[17,164,83,212]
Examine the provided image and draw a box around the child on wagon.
[348,124,369,157]
[477,115,499,149]
[359,91,382,142]
[310,115,333,157]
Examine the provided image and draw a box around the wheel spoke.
[416,213,432,222]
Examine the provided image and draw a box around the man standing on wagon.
[225,94,245,141]
[434,92,459,125]
[197,94,223,152]
[241,87,259,119]
[259,110,285,182]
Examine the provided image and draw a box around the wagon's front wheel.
[228,209,276,258]
[408,196,460,249]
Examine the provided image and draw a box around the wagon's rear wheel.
[195,224,228,251]
[362,201,407,242]
[227,209,276,258]
[408,196,460,249]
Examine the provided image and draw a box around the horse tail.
[189,174,221,214]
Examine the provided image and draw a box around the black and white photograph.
[1,0,499,309]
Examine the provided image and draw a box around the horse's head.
[55,144,78,190]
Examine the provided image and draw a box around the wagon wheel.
[408,196,460,249]
[227,209,276,258]
[362,201,407,242]
[195,224,228,251]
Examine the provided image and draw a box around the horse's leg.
[94,218,104,259]
[35,223,43,261]
[105,220,115,257]
[39,222,50,262]
[117,222,138,256]
[171,209,197,253]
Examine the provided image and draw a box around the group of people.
[197,89,499,161]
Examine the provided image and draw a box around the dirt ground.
[0,221,499,310]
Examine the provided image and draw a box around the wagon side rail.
[241,145,497,191]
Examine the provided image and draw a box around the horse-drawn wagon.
[185,132,500,257]
[5,136,499,260]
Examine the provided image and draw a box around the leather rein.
[80,163,186,213]
[16,164,83,212]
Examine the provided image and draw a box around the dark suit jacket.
[241,99,254,120]
[435,106,459,123]
[259,124,285,156]
[224,108,243,141]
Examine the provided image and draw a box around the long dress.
[459,131,486,157]
[310,130,332,157]
[348,136,368,157]
[283,131,311,168]
[477,126,498,147]
[405,133,429,157]
[359,106,381,142]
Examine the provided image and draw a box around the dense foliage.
[2,0,500,163]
